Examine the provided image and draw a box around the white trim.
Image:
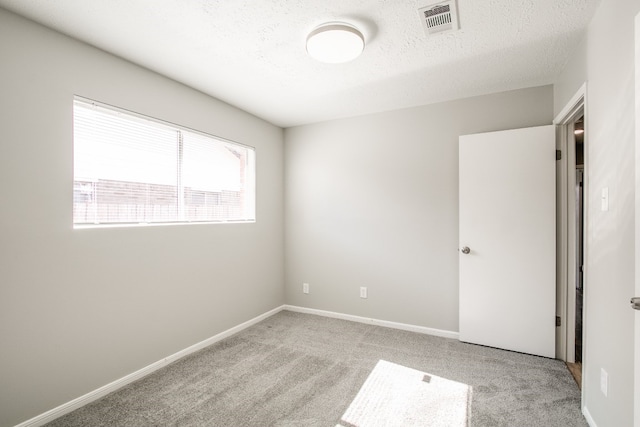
[554,82,588,406]
[17,304,458,427]
[583,406,597,427]
[554,83,587,363]
[283,305,459,340]
[554,83,587,125]
[635,13,640,427]
[14,306,285,427]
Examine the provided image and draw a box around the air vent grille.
[418,0,459,36]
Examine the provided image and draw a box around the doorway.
[554,84,587,391]
[567,116,585,388]
[574,116,585,366]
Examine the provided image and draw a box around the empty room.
[1,0,639,426]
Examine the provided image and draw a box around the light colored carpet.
[337,360,471,427]
[44,311,587,427]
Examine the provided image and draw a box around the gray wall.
[7,0,636,425]
[0,9,284,427]
[554,0,640,425]
[284,86,553,332]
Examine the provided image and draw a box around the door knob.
[461,246,471,254]
[631,297,640,310]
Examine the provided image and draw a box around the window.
[73,98,255,227]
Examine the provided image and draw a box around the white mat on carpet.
[337,360,471,427]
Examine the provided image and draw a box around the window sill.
[73,220,256,230]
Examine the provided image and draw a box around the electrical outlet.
[601,187,609,211]
[303,283,309,294]
[600,368,608,396]
[360,287,367,299]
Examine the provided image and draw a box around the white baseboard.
[283,305,459,340]
[16,304,458,427]
[14,305,285,427]
[583,406,597,427]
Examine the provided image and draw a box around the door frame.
[553,83,588,367]
[634,12,640,427]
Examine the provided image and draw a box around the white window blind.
[73,98,255,226]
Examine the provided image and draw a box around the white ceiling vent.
[418,0,459,36]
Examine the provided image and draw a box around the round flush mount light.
[306,22,365,64]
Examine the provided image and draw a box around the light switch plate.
[600,368,608,396]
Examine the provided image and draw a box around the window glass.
[73,98,255,226]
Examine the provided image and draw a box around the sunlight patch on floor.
[337,360,471,427]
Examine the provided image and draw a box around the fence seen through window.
[73,98,256,226]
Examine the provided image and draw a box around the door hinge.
[556,316,561,327]
[556,150,562,160]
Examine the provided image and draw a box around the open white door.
[459,125,556,358]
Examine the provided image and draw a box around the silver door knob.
[461,246,471,254]
[631,297,640,310]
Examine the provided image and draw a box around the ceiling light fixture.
[574,129,584,135]
[306,22,365,64]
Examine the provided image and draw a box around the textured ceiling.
[0,0,601,127]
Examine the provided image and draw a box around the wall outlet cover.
[601,187,609,211]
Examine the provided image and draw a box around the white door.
[459,125,556,358]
